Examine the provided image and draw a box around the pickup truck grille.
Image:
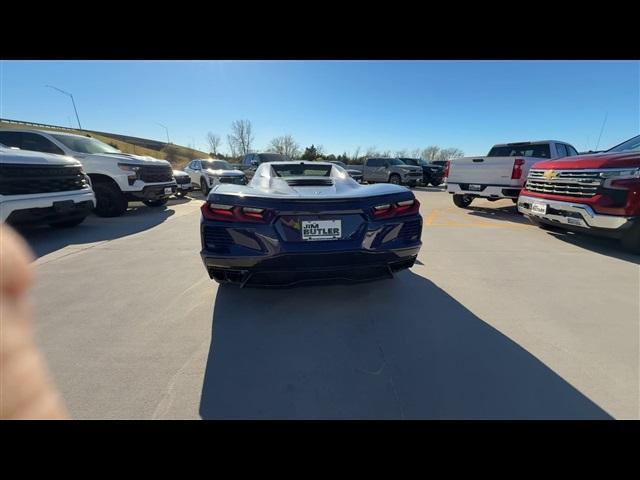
[0,163,87,196]
[175,175,191,184]
[139,165,173,183]
[525,169,601,197]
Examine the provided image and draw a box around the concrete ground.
[19,188,639,419]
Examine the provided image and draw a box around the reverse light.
[511,158,525,179]
[372,199,420,218]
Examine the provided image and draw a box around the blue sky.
[1,60,638,156]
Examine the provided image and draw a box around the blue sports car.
[200,160,422,287]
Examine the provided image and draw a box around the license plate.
[164,187,173,194]
[301,220,342,241]
[468,184,482,191]
[531,203,547,215]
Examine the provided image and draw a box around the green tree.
[301,144,319,161]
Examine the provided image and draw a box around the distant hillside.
[0,118,210,169]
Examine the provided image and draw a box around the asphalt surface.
[20,188,639,419]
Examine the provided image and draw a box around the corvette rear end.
[200,161,422,287]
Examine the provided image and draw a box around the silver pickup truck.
[360,157,423,186]
[445,140,580,208]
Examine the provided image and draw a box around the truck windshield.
[488,144,551,158]
[258,153,289,163]
[50,134,121,154]
[201,160,233,170]
[608,135,640,153]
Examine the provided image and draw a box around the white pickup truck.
[445,140,580,208]
[0,128,177,217]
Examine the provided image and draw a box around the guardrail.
[0,117,169,151]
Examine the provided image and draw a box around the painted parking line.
[421,207,531,229]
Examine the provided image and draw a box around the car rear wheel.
[389,174,401,185]
[452,194,474,208]
[143,198,168,207]
[93,182,128,217]
[430,181,443,187]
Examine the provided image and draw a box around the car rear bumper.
[517,194,635,233]
[202,246,421,287]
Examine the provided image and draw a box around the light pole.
[155,123,170,144]
[45,85,82,130]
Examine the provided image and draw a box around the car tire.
[430,181,443,187]
[389,174,401,185]
[93,182,128,217]
[49,216,87,228]
[201,177,210,196]
[143,198,168,207]
[452,194,474,208]
[621,223,640,254]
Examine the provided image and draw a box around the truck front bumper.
[518,194,635,233]
[126,182,177,201]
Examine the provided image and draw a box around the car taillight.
[372,199,420,219]
[201,203,271,223]
[511,158,525,179]
[443,161,450,178]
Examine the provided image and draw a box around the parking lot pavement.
[22,190,639,419]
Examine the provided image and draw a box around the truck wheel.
[49,216,87,228]
[93,182,128,217]
[452,194,474,208]
[430,181,443,187]
[621,223,640,254]
[389,174,401,185]
[201,177,210,196]
[143,198,168,207]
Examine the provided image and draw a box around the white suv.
[1,144,96,228]
[183,158,246,195]
[0,129,177,217]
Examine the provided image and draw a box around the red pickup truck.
[517,134,640,252]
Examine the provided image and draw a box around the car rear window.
[488,144,551,158]
[272,164,332,177]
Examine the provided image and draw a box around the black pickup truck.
[398,158,445,186]
[238,153,290,180]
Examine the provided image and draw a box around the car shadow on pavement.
[16,205,175,258]
[464,203,532,226]
[543,229,640,265]
[199,269,611,419]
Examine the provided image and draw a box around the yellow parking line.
[423,209,441,225]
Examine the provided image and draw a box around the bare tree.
[421,145,441,161]
[268,135,300,159]
[410,148,421,158]
[365,146,379,158]
[395,149,408,158]
[229,120,254,156]
[437,148,465,162]
[227,134,238,159]
[206,132,221,155]
[351,146,361,164]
